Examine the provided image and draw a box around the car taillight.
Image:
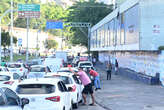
[71,85,76,92]
[20,68,23,71]
[45,96,60,102]
[4,81,14,85]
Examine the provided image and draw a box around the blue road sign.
[18,38,22,46]
[46,21,63,29]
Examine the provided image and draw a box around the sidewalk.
[94,62,164,110]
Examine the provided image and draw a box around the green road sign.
[18,4,40,12]
[18,4,40,18]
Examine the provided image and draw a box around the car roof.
[0,72,13,76]
[7,62,23,65]
[31,65,47,68]
[46,72,72,77]
[17,78,61,85]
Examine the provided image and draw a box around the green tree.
[1,30,17,57]
[44,39,58,50]
[67,0,113,47]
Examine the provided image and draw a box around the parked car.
[45,72,84,109]
[6,62,28,77]
[0,66,9,72]
[57,67,78,73]
[15,78,72,110]
[27,65,51,79]
[0,87,29,110]
[0,72,21,86]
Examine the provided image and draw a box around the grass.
[2,54,36,62]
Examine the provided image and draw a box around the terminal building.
[90,0,164,84]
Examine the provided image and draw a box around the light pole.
[25,0,29,62]
[10,0,14,62]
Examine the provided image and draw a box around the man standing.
[106,61,112,80]
[89,68,101,91]
[70,67,95,106]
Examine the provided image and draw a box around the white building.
[2,26,49,53]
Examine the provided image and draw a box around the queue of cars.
[0,55,94,110]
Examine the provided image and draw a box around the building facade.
[90,0,164,84]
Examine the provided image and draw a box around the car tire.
[73,95,78,109]
[63,107,65,110]
[73,102,78,109]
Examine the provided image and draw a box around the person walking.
[70,67,95,106]
[106,61,112,80]
[89,68,101,91]
[115,59,119,75]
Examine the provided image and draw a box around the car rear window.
[0,75,10,81]
[8,64,21,68]
[80,63,92,66]
[16,84,55,94]
[60,76,73,84]
[30,67,45,72]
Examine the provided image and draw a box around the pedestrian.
[115,59,119,75]
[89,68,101,91]
[92,57,96,66]
[106,61,112,80]
[70,67,95,106]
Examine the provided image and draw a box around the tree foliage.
[44,39,58,50]
[1,30,17,48]
[67,0,113,47]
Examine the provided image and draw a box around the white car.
[7,62,28,77]
[78,61,93,68]
[27,65,51,79]
[0,72,21,86]
[45,72,84,109]
[15,78,72,110]
[58,67,78,73]
[0,66,9,72]
[0,87,29,110]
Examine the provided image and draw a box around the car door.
[72,75,83,101]
[60,81,71,110]
[3,88,20,106]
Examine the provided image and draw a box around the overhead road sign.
[46,21,63,29]
[18,4,40,18]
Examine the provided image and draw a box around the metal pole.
[26,17,29,62]
[0,20,1,64]
[36,30,39,58]
[10,0,13,62]
[88,26,91,57]
[61,29,63,50]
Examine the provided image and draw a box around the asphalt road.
[78,103,106,110]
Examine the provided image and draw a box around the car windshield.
[0,75,10,81]
[80,63,92,66]
[30,67,45,72]
[16,84,55,94]
[8,64,21,68]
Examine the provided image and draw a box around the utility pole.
[26,0,29,62]
[88,26,91,57]
[10,0,13,62]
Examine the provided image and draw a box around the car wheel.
[73,102,78,109]
[63,107,65,110]
[73,95,78,109]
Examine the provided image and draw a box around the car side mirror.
[21,98,29,109]
[68,87,73,92]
